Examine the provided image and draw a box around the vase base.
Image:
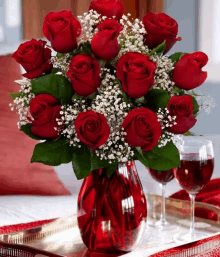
[85,248,130,255]
[78,162,147,254]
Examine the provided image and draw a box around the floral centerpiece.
[9,0,215,253]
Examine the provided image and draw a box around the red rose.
[167,95,197,134]
[172,52,208,90]
[43,11,81,53]
[122,107,162,151]
[75,111,110,150]
[143,12,181,54]
[29,94,62,139]
[66,53,101,96]
[12,39,52,79]
[89,0,124,21]
[91,19,123,61]
[115,52,156,98]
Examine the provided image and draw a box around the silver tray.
[1,194,220,257]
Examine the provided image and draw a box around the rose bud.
[167,95,197,134]
[88,0,124,21]
[115,52,156,98]
[66,53,101,96]
[12,39,52,79]
[91,19,123,61]
[122,107,162,152]
[75,111,110,150]
[29,94,62,139]
[143,12,181,54]
[172,51,208,90]
[42,10,81,53]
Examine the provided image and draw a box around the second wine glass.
[147,167,177,230]
[174,136,214,241]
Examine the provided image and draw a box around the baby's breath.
[157,107,177,147]
[9,79,34,128]
[151,54,175,93]
[172,134,184,148]
[92,73,134,163]
[193,93,217,115]
[77,10,103,43]
[118,15,149,58]
[57,98,89,147]
[50,53,72,76]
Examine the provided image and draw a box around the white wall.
[0,0,22,45]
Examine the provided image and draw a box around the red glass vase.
[77,161,147,253]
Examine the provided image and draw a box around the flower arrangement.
[10,0,214,179]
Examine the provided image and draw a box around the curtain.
[22,0,164,40]
[22,0,90,39]
[124,0,164,20]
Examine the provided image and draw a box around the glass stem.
[189,194,196,236]
[161,183,167,226]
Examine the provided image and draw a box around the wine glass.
[174,136,214,241]
[147,167,177,230]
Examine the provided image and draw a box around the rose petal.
[88,0,124,20]
[75,111,110,150]
[167,116,197,134]
[172,53,208,90]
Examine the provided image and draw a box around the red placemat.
[0,219,55,234]
[150,233,220,256]
[170,178,220,221]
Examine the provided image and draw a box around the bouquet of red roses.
[10,0,211,179]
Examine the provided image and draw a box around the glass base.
[174,230,210,242]
[148,219,178,231]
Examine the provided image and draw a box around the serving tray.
[1,194,220,257]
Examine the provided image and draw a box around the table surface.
[2,195,220,257]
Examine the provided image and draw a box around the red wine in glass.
[174,154,214,195]
[174,137,214,242]
[147,167,177,231]
[149,168,175,184]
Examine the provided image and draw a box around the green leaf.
[91,152,118,177]
[72,144,92,180]
[9,92,29,107]
[72,146,119,179]
[149,41,166,56]
[31,138,73,166]
[136,96,146,104]
[145,89,169,111]
[87,92,97,100]
[78,41,92,54]
[135,141,180,170]
[169,52,185,63]
[98,60,106,68]
[72,93,83,99]
[20,124,44,140]
[190,95,200,114]
[122,90,129,104]
[107,161,118,177]
[51,68,61,74]
[173,86,184,95]
[56,53,66,58]
[91,152,109,171]
[9,92,22,100]
[111,56,119,65]
[184,131,195,136]
[31,74,74,105]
